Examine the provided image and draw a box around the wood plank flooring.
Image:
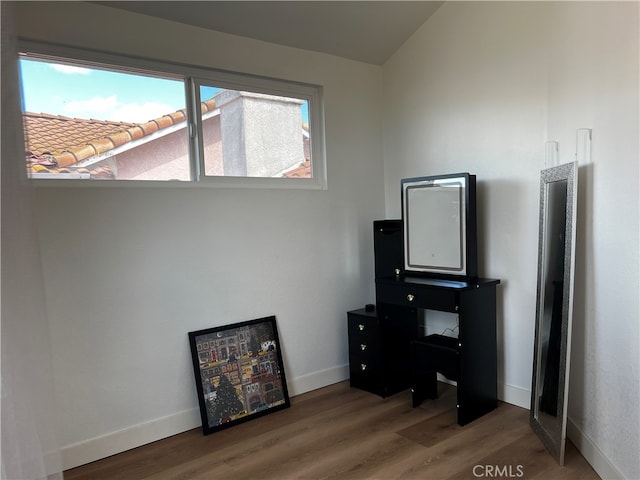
[64,381,599,480]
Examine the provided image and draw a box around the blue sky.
[20,59,188,123]
[19,58,309,124]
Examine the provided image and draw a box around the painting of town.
[188,316,290,435]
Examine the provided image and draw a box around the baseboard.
[287,363,350,397]
[567,417,625,480]
[61,407,202,470]
[65,371,624,477]
[496,385,623,479]
[61,364,350,471]
[500,382,531,409]
[492,385,625,479]
[44,449,63,478]
[434,379,530,411]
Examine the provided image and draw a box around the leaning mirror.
[530,161,578,465]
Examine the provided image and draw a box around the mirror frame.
[530,161,578,465]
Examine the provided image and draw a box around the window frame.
[18,39,327,190]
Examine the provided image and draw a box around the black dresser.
[347,220,500,426]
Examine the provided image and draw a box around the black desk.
[348,275,499,425]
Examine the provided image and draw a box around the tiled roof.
[24,97,312,179]
[282,160,311,178]
[24,99,217,173]
[25,113,137,162]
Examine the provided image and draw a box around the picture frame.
[188,316,290,435]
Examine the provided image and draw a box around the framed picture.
[188,315,290,435]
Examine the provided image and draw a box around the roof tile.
[155,115,174,129]
[127,126,145,141]
[140,121,159,135]
[169,110,186,123]
[68,145,96,162]
[283,160,311,178]
[109,130,133,147]
[202,99,216,113]
[56,152,78,168]
[91,137,115,154]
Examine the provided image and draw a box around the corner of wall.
[61,365,350,470]
[567,418,626,480]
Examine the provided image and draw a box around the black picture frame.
[188,316,290,435]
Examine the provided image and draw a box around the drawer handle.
[360,363,367,371]
[358,324,365,331]
[407,294,415,302]
[360,344,367,351]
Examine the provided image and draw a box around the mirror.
[401,173,478,277]
[530,161,578,465]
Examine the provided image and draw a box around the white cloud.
[115,102,176,123]
[62,95,177,123]
[50,64,92,75]
[63,95,118,117]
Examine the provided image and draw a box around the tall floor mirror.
[530,161,578,465]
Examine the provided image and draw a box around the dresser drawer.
[348,314,380,363]
[348,353,380,378]
[376,282,458,312]
[347,310,381,387]
[347,314,379,342]
[348,338,379,361]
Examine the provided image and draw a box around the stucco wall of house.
[117,115,222,181]
[382,2,639,479]
[216,90,306,177]
[13,1,385,470]
[117,127,191,180]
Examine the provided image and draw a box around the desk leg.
[411,370,438,407]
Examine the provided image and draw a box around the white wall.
[11,1,639,477]
[546,4,639,479]
[1,3,63,477]
[13,1,385,469]
[383,2,639,479]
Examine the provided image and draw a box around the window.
[18,41,326,188]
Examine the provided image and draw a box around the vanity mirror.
[401,173,477,278]
[530,161,578,465]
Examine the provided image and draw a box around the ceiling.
[93,1,444,65]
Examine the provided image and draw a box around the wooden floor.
[64,381,599,480]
